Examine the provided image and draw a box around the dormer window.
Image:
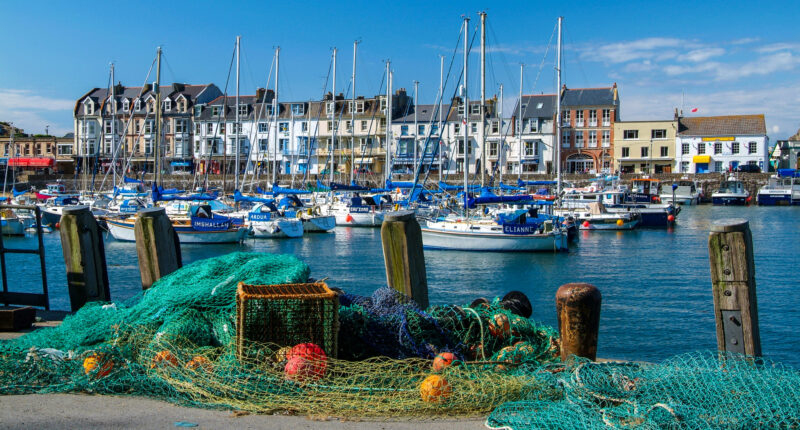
[164,99,172,111]
[134,99,142,111]
[84,100,94,115]
[291,103,304,116]
[326,102,335,116]
[177,99,185,112]
[470,104,480,115]
[147,100,155,113]
[123,99,130,112]
[212,106,220,116]
[457,105,464,115]
[379,98,387,113]
[238,104,248,116]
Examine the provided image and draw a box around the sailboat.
[420,14,568,252]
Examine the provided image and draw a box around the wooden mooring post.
[380,210,428,308]
[134,207,182,290]
[59,206,110,311]
[556,283,601,361]
[708,218,761,356]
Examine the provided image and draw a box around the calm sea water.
[4,205,799,367]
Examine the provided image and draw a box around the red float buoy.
[582,221,590,228]
[667,214,675,222]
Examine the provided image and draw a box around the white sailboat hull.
[421,226,567,252]
[250,219,304,238]
[302,215,336,232]
[106,219,248,243]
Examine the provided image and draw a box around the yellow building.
[613,119,677,174]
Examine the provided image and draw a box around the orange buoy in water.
[667,214,675,222]
[432,352,457,372]
[420,374,452,403]
[55,222,60,229]
[582,221,590,228]
[616,219,624,227]
[345,214,354,223]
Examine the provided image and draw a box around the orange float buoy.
[186,355,212,372]
[432,352,457,372]
[582,221,590,228]
[55,222,60,229]
[284,343,328,382]
[83,354,113,377]
[420,374,452,403]
[667,214,675,222]
[151,350,179,368]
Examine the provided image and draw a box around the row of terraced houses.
[67,81,770,177]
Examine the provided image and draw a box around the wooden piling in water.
[134,207,182,290]
[555,283,601,361]
[59,206,110,311]
[380,210,428,309]
[708,218,761,356]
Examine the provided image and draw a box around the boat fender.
[393,203,399,211]
[314,206,322,216]
[295,211,303,219]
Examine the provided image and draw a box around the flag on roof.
[691,108,698,113]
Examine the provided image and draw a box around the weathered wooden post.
[134,207,182,290]
[708,218,761,356]
[380,210,428,308]
[556,283,601,361]
[59,206,110,311]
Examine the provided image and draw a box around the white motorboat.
[712,176,750,206]
[557,202,640,230]
[660,179,701,205]
[756,169,800,206]
[1,209,25,235]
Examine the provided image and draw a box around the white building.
[675,114,769,174]
[509,94,556,174]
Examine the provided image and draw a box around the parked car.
[735,164,761,173]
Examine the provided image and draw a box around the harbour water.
[4,205,799,367]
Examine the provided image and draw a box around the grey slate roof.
[394,104,451,124]
[75,84,221,116]
[511,86,618,120]
[678,115,767,136]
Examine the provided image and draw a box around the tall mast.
[413,80,418,174]
[499,83,504,189]
[384,60,391,184]
[556,17,563,197]
[110,62,117,189]
[463,16,469,204]
[273,46,280,185]
[480,11,486,188]
[234,36,240,190]
[518,63,523,178]
[438,55,444,183]
[330,48,336,187]
[350,41,358,184]
[154,46,162,186]
[3,123,13,195]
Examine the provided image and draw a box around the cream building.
[613,119,677,174]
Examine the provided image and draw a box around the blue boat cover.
[123,176,143,184]
[517,179,557,186]
[11,188,27,197]
[271,183,311,195]
[234,190,275,204]
[777,169,799,178]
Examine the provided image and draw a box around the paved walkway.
[0,394,487,429]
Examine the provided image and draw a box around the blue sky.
[1,0,798,140]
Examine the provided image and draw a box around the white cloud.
[772,125,780,134]
[0,89,74,135]
[757,43,800,53]
[715,51,800,81]
[731,38,760,45]
[580,37,689,64]
[683,47,725,62]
